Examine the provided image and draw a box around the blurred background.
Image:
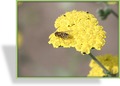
[17,2,118,77]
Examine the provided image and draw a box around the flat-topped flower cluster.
[48,10,106,55]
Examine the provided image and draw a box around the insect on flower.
[54,30,72,39]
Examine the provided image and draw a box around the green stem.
[102,2,118,18]
[89,53,112,77]
[111,10,118,18]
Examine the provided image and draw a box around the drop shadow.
[2,45,101,84]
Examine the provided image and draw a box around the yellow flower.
[48,10,106,54]
[18,32,23,48]
[88,67,107,77]
[88,54,118,77]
